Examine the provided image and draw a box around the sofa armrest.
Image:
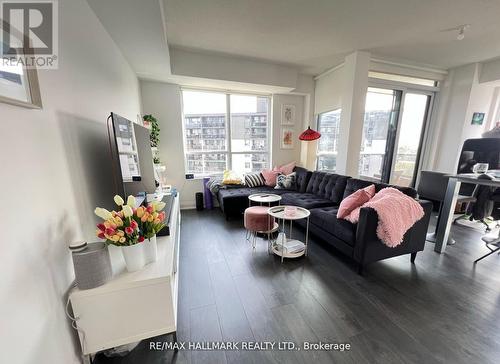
[353,199,433,265]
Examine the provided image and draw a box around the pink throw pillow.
[275,161,296,176]
[261,169,280,187]
[345,185,376,223]
[337,184,375,219]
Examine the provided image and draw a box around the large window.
[359,87,432,187]
[316,109,341,171]
[182,90,270,176]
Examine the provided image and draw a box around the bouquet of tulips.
[135,201,167,239]
[95,195,166,246]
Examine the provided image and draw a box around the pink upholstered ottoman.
[244,206,275,232]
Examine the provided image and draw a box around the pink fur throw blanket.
[345,187,424,247]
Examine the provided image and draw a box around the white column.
[336,51,370,176]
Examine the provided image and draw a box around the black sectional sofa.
[216,167,433,273]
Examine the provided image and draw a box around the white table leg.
[435,178,461,253]
[305,216,309,256]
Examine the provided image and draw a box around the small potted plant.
[134,200,166,263]
[95,195,145,272]
[143,114,160,148]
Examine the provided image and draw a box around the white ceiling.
[163,0,500,75]
[87,0,171,80]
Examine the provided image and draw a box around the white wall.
[314,65,345,114]
[431,63,499,172]
[140,81,203,209]
[479,58,500,84]
[0,0,141,363]
[313,51,370,176]
[170,47,299,90]
[272,94,305,167]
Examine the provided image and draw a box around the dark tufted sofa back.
[306,171,350,204]
[343,178,417,199]
[294,167,313,193]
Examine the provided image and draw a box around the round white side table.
[268,205,310,262]
[248,193,282,206]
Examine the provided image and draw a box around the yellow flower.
[152,201,166,212]
[122,205,133,218]
[127,195,136,207]
[110,234,120,242]
[114,216,124,226]
[119,237,126,243]
[152,212,159,219]
[148,215,154,222]
[154,218,161,224]
[136,206,145,218]
[117,230,125,237]
[141,213,149,222]
[94,207,113,220]
[114,195,124,206]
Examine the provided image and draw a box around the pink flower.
[146,205,154,214]
[138,236,145,243]
[125,227,134,235]
[105,227,115,236]
[158,212,165,221]
[98,232,105,239]
[130,220,138,229]
[97,223,106,231]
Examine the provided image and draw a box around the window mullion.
[226,93,232,170]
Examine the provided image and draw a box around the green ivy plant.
[144,114,160,148]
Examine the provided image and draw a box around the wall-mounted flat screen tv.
[107,112,156,200]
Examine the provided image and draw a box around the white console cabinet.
[69,194,180,359]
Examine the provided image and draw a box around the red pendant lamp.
[299,126,321,141]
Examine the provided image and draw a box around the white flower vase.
[144,235,158,263]
[121,243,146,272]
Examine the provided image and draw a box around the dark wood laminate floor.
[95,209,500,364]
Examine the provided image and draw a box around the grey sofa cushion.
[305,171,350,203]
[310,207,356,245]
[281,192,336,209]
[294,167,312,193]
[343,178,417,199]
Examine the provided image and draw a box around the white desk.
[69,194,180,360]
[435,174,500,253]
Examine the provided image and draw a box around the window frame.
[316,108,342,172]
[181,88,271,178]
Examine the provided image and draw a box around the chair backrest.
[417,171,449,202]
[458,138,500,195]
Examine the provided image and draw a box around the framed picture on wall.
[471,112,485,125]
[0,44,42,108]
[281,128,294,149]
[281,104,295,125]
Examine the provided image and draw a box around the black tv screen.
[107,112,156,199]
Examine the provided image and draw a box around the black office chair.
[475,191,500,263]
[417,171,476,243]
[453,138,500,231]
